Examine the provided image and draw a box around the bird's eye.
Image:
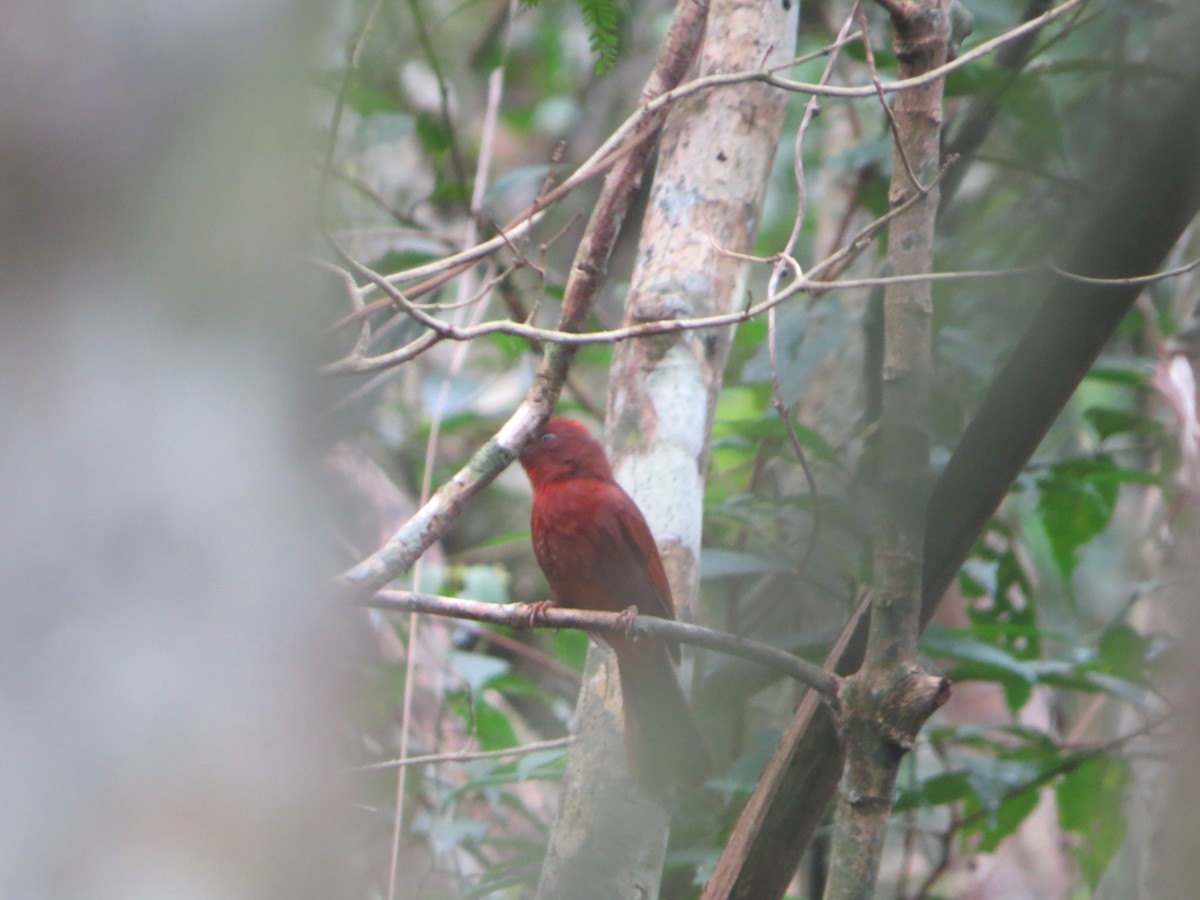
[540,432,556,444]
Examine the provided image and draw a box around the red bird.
[519,418,710,789]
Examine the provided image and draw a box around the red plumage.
[519,418,710,789]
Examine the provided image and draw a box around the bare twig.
[352,736,575,772]
[384,53,514,898]
[327,0,1086,330]
[1051,254,1200,285]
[324,169,974,373]
[760,6,857,581]
[317,0,383,225]
[336,0,712,598]
[855,0,924,193]
[330,242,1200,375]
[365,589,844,701]
[767,305,823,576]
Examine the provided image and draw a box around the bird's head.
[518,418,614,487]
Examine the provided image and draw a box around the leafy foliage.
[524,0,622,73]
[320,0,1194,894]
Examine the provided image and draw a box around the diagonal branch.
[337,0,712,599]
[705,54,1200,900]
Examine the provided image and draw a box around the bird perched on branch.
[519,418,710,790]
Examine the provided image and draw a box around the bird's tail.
[612,638,711,793]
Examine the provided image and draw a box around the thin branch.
[703,591,873,900]
[336,0,711,598]
[328,29,862,331]
[399,0,471,205]
[352,736,575,772]
[856,1,924,193]
[336,117,656,319]
[738,0,1086,100]
[324,170,967,373]
[329,244,1200,375]
[317,259,373,361]
[1051,253,1200,285]
[761,7,857,580]
[943,713,1171,839]
[317,0,383,225]
[328,0,1085,326]
[365,589,843,702]
[822,0,952,890]
[768,304,822,576]
[324,164,429,229]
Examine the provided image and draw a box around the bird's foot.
[615,604,641,640]
[525,599,555,629]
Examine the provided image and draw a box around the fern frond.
[578,0,620,73]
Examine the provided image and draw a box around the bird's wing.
[597,482,677,623]
[533,478,678,623]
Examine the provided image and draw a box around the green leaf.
[451,650,511,694]
[367,247,439,276]
[714,385,769,423]
[415,111,452,153]
[742,298,849,407]
[700,548,794,579]
[429,177,471,207]
[733,317,768,354]
[552,628,588,672]
[895,770,974,811]
[461,564,510,605]
[1086,365,1149,389]
[1057,756,1130,889]
[1094,623,1154,684]
[515,747,567,779]
[962,521,1041,667]
[1084,406,1163,442]
[922,628,1040,711]
[471,697,519,751]
[943,61,1010,99]
[957,753,1047,851]
[922,630,1040,684]
[1036,457,1123,577]
[964,787,1040,853]
[578,0,620,73]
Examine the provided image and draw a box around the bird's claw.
[526,599,555,630]
[616,604,640,641]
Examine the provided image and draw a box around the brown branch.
[324,167,964,374]
[364,590,843,701]
[705,53,1200,900]
[323,0,1085,340]
[822,2,952,890]
[327,244,1200,374]
[702,592,873,900]
[857,1,924,192]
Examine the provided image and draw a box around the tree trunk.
[535,0,798,895]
